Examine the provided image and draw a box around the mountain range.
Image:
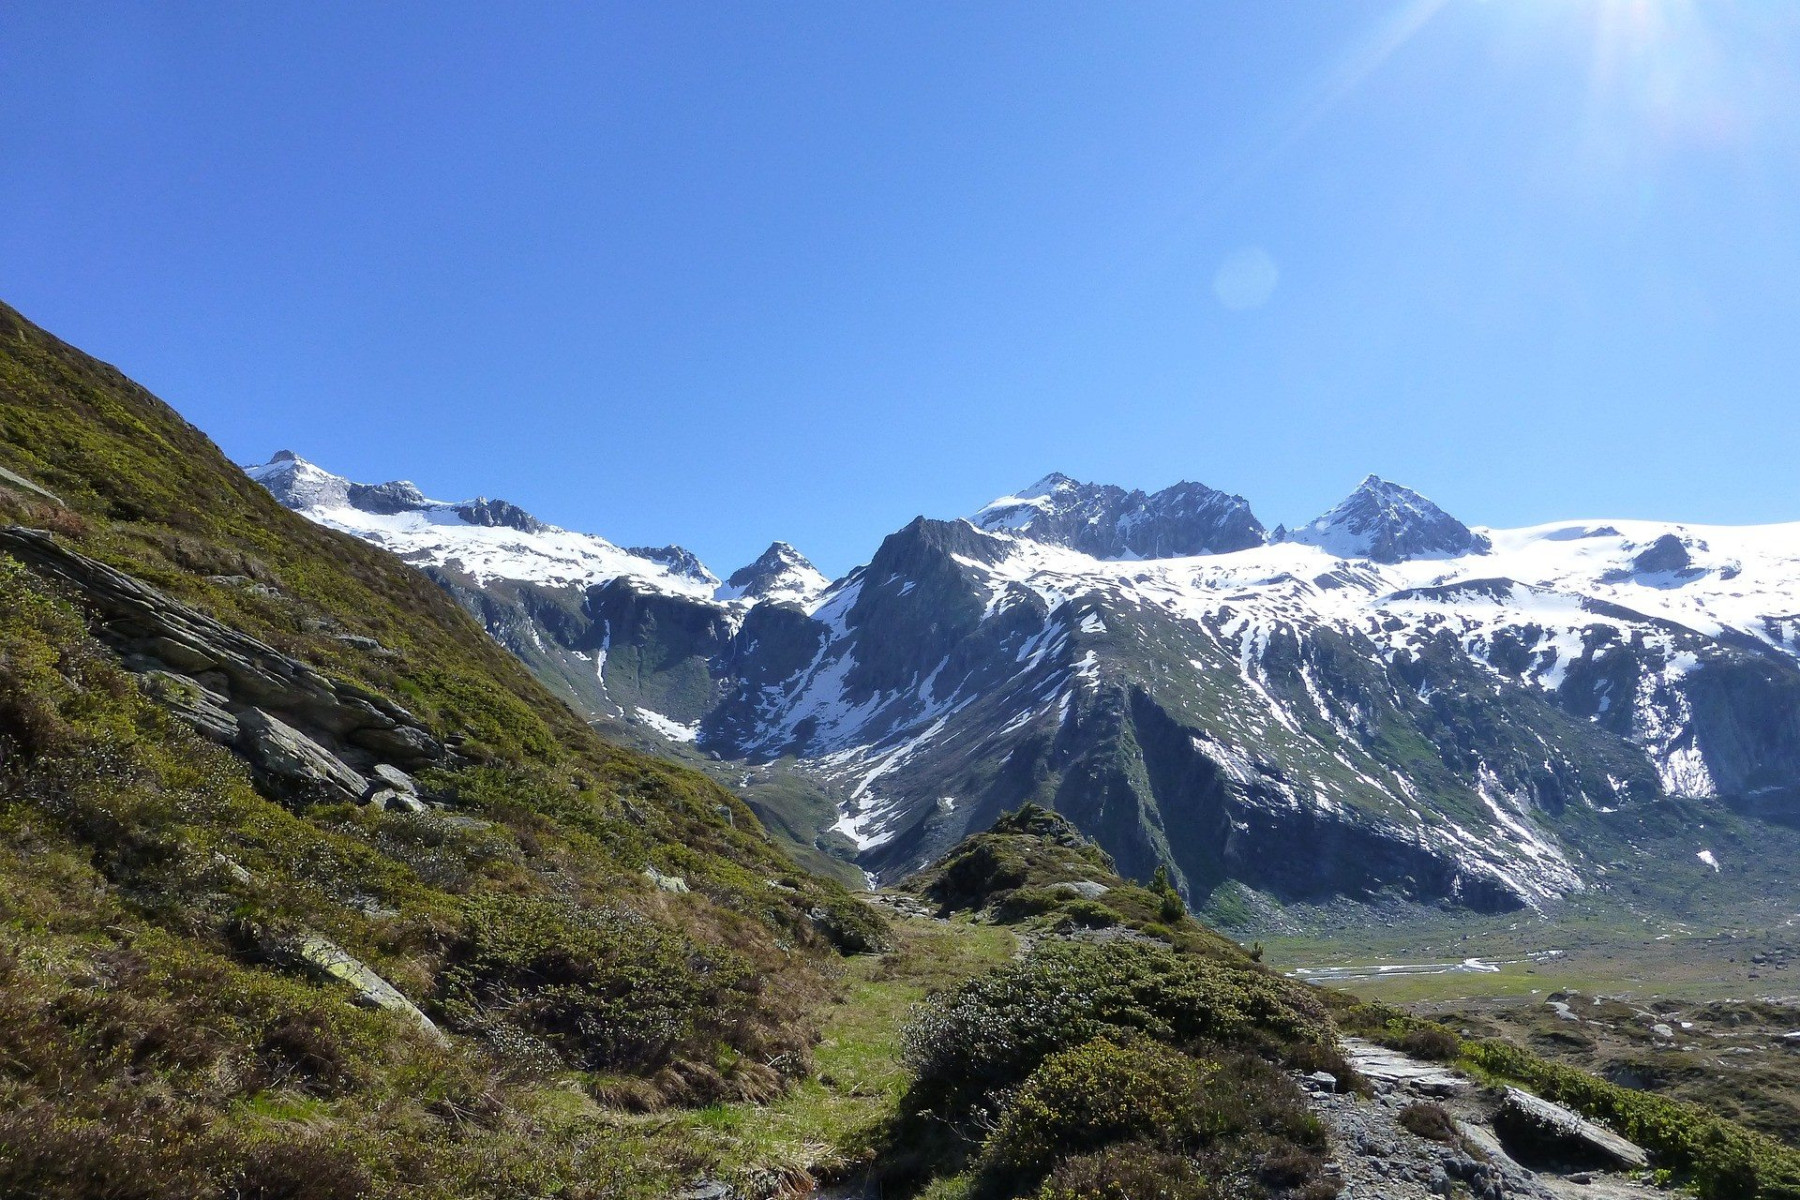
[245,451,1800,915]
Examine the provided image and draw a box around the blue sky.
[4,2,1799,577]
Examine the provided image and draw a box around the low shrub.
[1034,1140,1213,1200]
[1052,899,1120,931]
[991,886,1069,923]
[983,1038,1214,1187]
[1398,1102,1459,1144]
[807,894,891,955]
[436,893,752,1075]
[901,939,1329,1120]
[1397,1026,1461,1062]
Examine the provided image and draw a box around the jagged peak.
[973,473,1265,560]
[718,540,829,604]
[1293,475,1488,563]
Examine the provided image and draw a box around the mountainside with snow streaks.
[250,455,1800,915]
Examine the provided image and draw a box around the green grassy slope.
[0,300,881,1199]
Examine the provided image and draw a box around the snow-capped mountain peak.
[974,473,1266,559]
[1292,474,1489,563]
[718,541,830,606]
[242,452,720,595]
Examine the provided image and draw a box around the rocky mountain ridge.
[249,453,1800,916]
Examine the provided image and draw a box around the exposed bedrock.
[0,526,445,803]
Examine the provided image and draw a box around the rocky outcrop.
[1317,1042,1660,1200]
[0,527,444,804]
[1495,1087,1650,1171]
[974,473,1267,559]
[0,464,63,506]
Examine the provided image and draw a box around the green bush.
[901,939,1328,1119]
[807,893,892,955]
[436,893,751,1073]
[1053,899,1121,931]
[984,1038,1213,1188]
[1034,1141,1213,1200]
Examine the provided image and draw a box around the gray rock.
[236,707,369,805]
[1303,1071,1339,1093]
[350,722,444,768]
[644,866,690,894]
[0,464,63,506]
[333,633,393,656]
[1495,1087,1649,1171]
[290,933,446,1043]
[211,852,253,885]
[1049,880,1111,899]
[142,671,239,744]
[0,527,448,785]
[371,763,419,793]
[1344,1038,1467,1096]
[1633,533,1691,574]
[367,788,428,813]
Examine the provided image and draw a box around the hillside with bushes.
[0,299,881,1198]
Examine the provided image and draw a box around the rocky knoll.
[0,525,445,807]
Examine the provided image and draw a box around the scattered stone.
[644,866,689,894]
[1651,1023,1674,1040]
[864,892,936,919]
[1302,1071,1339,1093]
[1495,1087,1649,1171]
[289,933,446,1044]
[367,787,428,813]
[1049,880,1111,899]
[334,633,393,655]
[676,1183,732,1200]
[211,852,252,885]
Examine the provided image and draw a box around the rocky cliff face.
[974,472,1267,559]
[251,456,1800,913]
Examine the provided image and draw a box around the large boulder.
[236,708,370,806]
[1494,1087,1649,1171]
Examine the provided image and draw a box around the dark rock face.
[455,497,546,533]
[1633,533,1692,574]
[976,474,1266,559]
[1294,476,1489,563]
[0,526,444,801]
[346,479,431,514]
[625,544,713,583]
